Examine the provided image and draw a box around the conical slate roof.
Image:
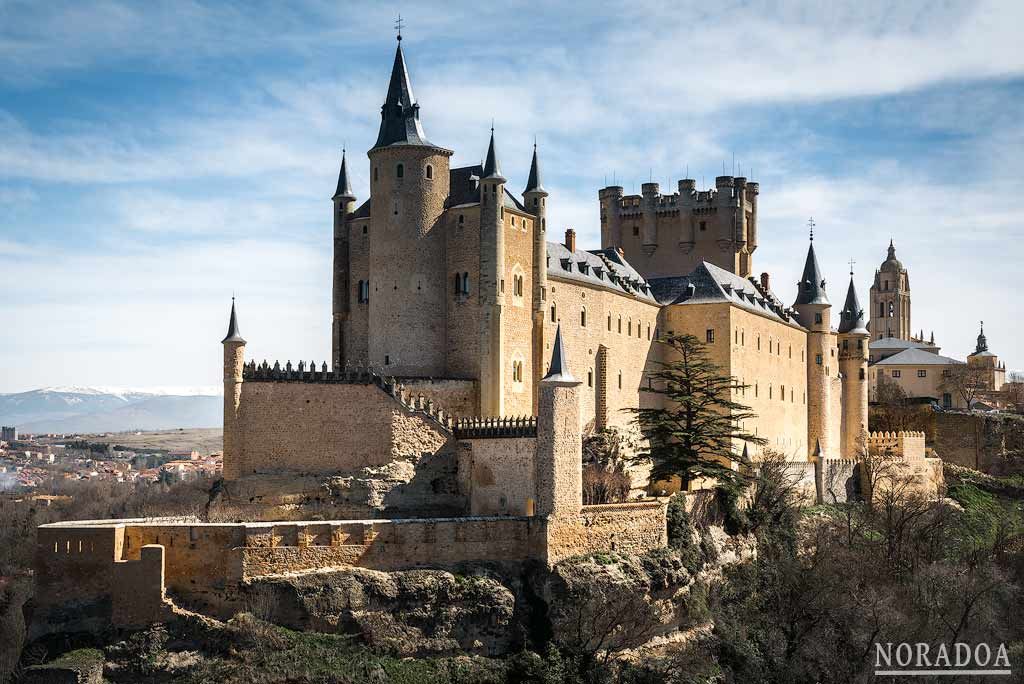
[542,325,576,384]
[837,275,868,334]
[222,298,245,344]
[523,143,546,195]
[373,41,434,149]
[793,241,829,306]
[332,149,355,200]
[482,128,505,182]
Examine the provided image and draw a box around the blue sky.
[1,0,1022,393]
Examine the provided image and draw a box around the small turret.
[332,149,356,369]
[792,230,830,331]
[536,325,582,518]
[837,274,868,335]
[524,142,550,412]
[222,297,246,480]
[478,126,508,415]
[837,272,869,459]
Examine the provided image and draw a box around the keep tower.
[869,240,911,340]
[366,37,453,375]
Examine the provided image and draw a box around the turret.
[366,37,453,376]
[479,127,506,415]
[535,325,582,517]
[792,228,834,459]
[221,298,245,480]
[524,143,549,412]
[640,182,659,251]
[837,272,869,459]
[332,149,356,370]
[598,185,624,249]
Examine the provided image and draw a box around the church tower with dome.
[869,240,912,340]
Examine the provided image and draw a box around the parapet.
[454,416,538,440]
[867,431,927,461]
[241,360,455,432]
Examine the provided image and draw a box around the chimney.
[760,272,770,292]
[565,228,576,253]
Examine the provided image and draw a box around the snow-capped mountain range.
[0,386,223,434]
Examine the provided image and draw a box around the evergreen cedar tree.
[632,333,765,491]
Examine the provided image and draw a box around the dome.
[879,239,903,272]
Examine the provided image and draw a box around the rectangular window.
[943,393,952,408]
[706,329,714,343]
[815,354,823,365]
[892,370,901,378]
[814,312,822,324]
[917,369,927,378]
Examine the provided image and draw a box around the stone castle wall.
[501,207,539,416]
[231,380,449,478]
[457,436,536,516]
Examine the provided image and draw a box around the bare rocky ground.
[91,428,223,455]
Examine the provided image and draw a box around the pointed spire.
[332,148,355,201]
[482,125,506,182]
[929,330,935,345]
[222,297,245,344]
[975,321,988,353]
[542,325,577,384]
[523,140,547,195]
[813,438,823,460]
[372,40,434,149]
[792,239,829,307]
[837,272,868,334]
[887,238,896,259]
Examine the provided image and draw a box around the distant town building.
[1,426,17,442]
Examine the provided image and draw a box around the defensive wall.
[32,504,666,637]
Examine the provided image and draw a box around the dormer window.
[578,262,589,275]
[560,258,571,270]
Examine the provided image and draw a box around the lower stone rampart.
[32,503,667,635]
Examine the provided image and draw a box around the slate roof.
[542,325,576,384]
[837,276,868,334]
[523,144,546,195]
[333,150,355,201]
[874,348,963,366]
[372,42,442,150]
[869,338,935,351]
[546,243,658,304]
[793,242,829,306]
[661,261,801,328]
[447,165,525,211]
[350,198,371,220]
[222,299,245,344]
[481,129,505,181]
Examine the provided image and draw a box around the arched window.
[373,167,378,182]
[628,319,632,336]
[588,369,593,387]
[454,273,461,295]
[580,307,587,327]
[425,164,433,180]
[458,214,465,225]
[618,316,622,334]
[512,360,523,383]
[888,302,894,317]
[396,163,404,178]
[550,304,557,322]
[647,323,651,340]
[607,313,612,331]
[462,272,470,295]
[618,371,622,389]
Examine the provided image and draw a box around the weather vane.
[808,217,816,241]
[394,13,404,41]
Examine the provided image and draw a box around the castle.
[30,37,942,637]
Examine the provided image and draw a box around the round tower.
[524,142,549,412]
[598,185,624,249]
[837,272,869,459]
[366,38,453,376]
[478,127,507,415]
[221,298,245,481]
[792,230,834,460]
[332,149,356,370]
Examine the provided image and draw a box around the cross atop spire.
[848,258,856,276]
[808,216,816,241]
[394,13,404,41]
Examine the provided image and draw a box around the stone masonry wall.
[458,437,536,516]
[234,381,449,477]
[544,501,668,564]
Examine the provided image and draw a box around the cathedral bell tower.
[869,240,911,340]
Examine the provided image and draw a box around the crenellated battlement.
[602,175,759,219]
[453,416,538,440]
[867,431,927,461]
[242,360,455,433]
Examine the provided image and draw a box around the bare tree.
[940,364,988,408]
